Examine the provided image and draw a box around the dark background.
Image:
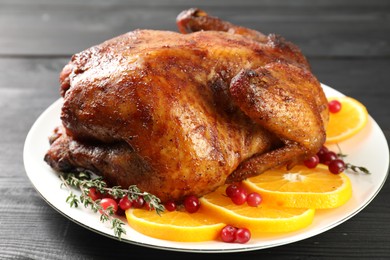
[1,0,389,259]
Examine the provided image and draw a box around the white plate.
[24,84,389,253]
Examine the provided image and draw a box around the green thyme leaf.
[112,218,126,240]
[66,192,79,208]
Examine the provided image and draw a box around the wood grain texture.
[0,0,389,259]
[1,0,389,57]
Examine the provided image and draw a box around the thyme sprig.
[60,171,164,240]
[345,163,371,174]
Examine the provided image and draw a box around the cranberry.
[235,228,251,244]
[118,196,133,210]
[225,184,239,198]
[316,146,329,161]
[164,200,177,212]
[230,187,248,205]
[220,225,237,243]
[132,196,145,208]
[88,187,103,201]
[99,198,118,214]
[304,155,320,169]
[246,192,262,207]
[318,145,329,154]
[321,151,338,165]
[145,202,155,211]
[328,100,342,113]
[328,159,346,174]
[183,195,200,213]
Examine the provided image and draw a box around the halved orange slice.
[243,164,352,209]
[200,186,315,235]
[326,96,369,143]
[125,208,224,242]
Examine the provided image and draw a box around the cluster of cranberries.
[164,195,201,213]
[304,146,346,174]
[88,187,149,216]
[226,184,262,207]
[88,188,202,215]
[221,225,251,243]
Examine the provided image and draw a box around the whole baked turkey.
[45,9,329,202]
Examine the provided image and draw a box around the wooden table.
[1,0,389,259]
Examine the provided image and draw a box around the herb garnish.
[60,171,164,240]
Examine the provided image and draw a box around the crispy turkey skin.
[45,9,328,202]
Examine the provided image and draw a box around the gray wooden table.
[1,0,389,259]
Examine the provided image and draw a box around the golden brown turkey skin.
[45,9,328,202]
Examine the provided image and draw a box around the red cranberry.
[328,100,342,113]
[230,187,248,205]
[225,184,239,198]
[132,196,145,208]
[88,187,103,201]
[220,225,237,243]
[304,155,320,169]
[246,192,262,207]
[235,228,251,244]
[99,198,118,214]
[118,196,133,210]
[164,200,177,212]
[328,159,346,174]
[183,195,200,213]
[321,151,338,165]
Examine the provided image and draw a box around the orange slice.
[243,165,352,209]
[125,208,224,242]
[200,186,315,235]
[325,96,369,143]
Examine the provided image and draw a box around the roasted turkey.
[45,9,328,202]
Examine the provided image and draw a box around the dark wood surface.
[1,0,389,259]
